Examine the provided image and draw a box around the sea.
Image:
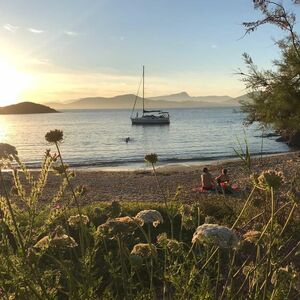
[0,107,290,170]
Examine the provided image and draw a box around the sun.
[0,59,33,106]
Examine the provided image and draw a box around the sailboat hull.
[131,116,170,125]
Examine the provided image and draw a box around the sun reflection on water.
[0,117,7,142]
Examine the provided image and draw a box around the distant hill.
[0,102,58,115]
[46,92,244,110]
[149,92,233,103]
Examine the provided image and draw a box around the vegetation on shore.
[240,0,300,147]
[0,102,57,115]
[0,129,299,299]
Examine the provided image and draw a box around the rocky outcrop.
[276,129,300,148]
[0,102,58,114]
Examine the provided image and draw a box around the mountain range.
[45,92,249,110]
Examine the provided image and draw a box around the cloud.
[64,31,79,36]
[211,44,217,49]
[3,23,18,32]
[28,28,44,34]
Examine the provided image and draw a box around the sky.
[0,0,299,105]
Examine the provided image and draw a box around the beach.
[29,151,299,205]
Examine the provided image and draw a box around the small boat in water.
[130,66,170,125]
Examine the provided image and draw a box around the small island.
[0,102,58,115]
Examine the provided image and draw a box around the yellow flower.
[45,129,64,144]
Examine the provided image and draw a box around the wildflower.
[131,243,157,258]
[97,216,141,238]
[68,214,89,227]
[243,230,261,243]
[157,233,181,253]
[0,143,18,161]
[144,153,158,164]
[192,224,238,248]
[45,129,64,144]
[135,209,163,227]
[54,203,61,210]
[167,239,181,254]
[256,170,284,190]
[34,225,78,250]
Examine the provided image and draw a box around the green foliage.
[234,130,252,172]
[0,131,299,299]
[240,1,300,131]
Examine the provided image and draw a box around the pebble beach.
[34,151,300,205]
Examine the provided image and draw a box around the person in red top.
[215,169,232,194]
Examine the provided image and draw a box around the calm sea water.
[0,108,290,169]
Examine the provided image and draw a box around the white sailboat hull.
[130,66,170,125]
[131,116,170,125]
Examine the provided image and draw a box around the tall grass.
[0,130,299,299]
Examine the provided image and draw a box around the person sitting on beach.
[215,169,232,194]
[201,167,215,191]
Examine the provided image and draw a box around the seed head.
[68,214,89,227]
[0,143,18,161]
[45,129,64,144]
[144,153,158,164]
[253,170,284,190]
[34,225,78,250]
[97,216,141,238]
[131,243,157,258]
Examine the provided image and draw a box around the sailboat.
[130,66,170,125]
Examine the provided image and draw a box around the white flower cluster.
[67,214,89,227]
[135,209,163,227]
[34,226,78,250]
[192,224,238,248]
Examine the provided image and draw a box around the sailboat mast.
[142,65,145,115]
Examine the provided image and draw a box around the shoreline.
[21,149,294,173]
[14,150,298,204]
